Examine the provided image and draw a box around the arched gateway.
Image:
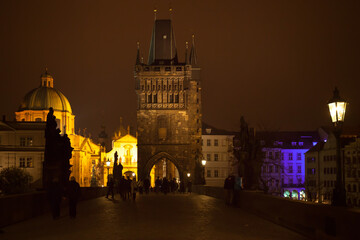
[135,17,202,183]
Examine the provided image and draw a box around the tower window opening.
[169,94,174,103]
[154,94,158,103]
[163,85,166,91]
[148,94,152,103]
[141,85,144,90]
[175,94,179,103]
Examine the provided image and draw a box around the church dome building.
[15,70,75,134]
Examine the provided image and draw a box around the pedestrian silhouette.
[106,175,115,199]
[67,176,81,218]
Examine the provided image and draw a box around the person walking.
[187,180,192,194]
[130,177,137,201]
[224,175,235,205]
[143,178,150,194]
[67,176,81,218]
[106,175,115,199]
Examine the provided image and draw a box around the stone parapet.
[0,187,108,228]
[193,185,359,240]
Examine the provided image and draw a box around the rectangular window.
[20,137,26,146]
[269,165,273,173]
[297,165,301,173]
[26,157,33,168]
[297,153,302,160]
[299,142,304,146]
[269,152,273,159]
[288,165,293,173]
[214,170,219,178]
[214,154,219,161]
[19,157,25,168]
[275,165,279,173]
[275,152,279,160]
[288,178,293,185]
[291,142,297,146]
[207,139,211,146]
[206,170,211,177]
[281,153,284,160]
[214,139,218,146]
[289,153,293,160]
[206,154,211,161]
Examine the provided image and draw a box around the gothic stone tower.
[135,19,202,183]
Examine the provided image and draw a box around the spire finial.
[45,67,48,73]
[136,42,141,65]
[154,8,157,20]
[137,41,140,49]
[169,3,173,19]
[186,41,189,49]
[190,34,197,66]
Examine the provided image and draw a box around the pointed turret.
[135,42,141,65]
[148,19,178,65]
[189,35,198,66]
[185,41,189,65]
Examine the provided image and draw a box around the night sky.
[1,0,359,138]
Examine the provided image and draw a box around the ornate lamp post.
[106,159,111,177]
[201,159,207,185]
[328,87,347,206]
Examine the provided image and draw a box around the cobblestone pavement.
[1,193,308,240]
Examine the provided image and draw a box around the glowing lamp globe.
[106,160,111,167]
[328,87,347,125]
[187,173,191,177]
[201,160,207,166]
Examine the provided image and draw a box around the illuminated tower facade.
[135,18,202,183]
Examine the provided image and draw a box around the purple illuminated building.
[258,131,322,200]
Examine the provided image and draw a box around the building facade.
[305,131,360,207]
[135,18,202,183]
[258,131,320,199]
[0,71,104,187]
[202,124,236,187]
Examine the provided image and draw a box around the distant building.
[202,123,236,187]
[258,131,321,199]
[106,125,138,184]
[0,70,105,187]
[305,129,360,207]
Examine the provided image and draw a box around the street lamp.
[187,173,191,178]
[201,160,207,185]
[106,159,111,176]
[328,87,347,206]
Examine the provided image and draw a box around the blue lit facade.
[259,131,321,200]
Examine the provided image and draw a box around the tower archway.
[144,152,184,186]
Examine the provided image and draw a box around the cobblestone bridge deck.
[1,193,308,240]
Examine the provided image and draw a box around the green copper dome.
[18,71,72,113]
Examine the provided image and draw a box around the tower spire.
[154,8,157,20]
[185,41,189,65]
[189,34,198,66]
[136,41,141,65]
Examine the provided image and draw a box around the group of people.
[47,176,81,219]
[224,175,243,205]
[106,175,138,201]
[153,177,192,194]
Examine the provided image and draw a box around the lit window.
[27,157,33,168]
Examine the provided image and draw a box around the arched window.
[148,94,152,103]
[35,118,42,122]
